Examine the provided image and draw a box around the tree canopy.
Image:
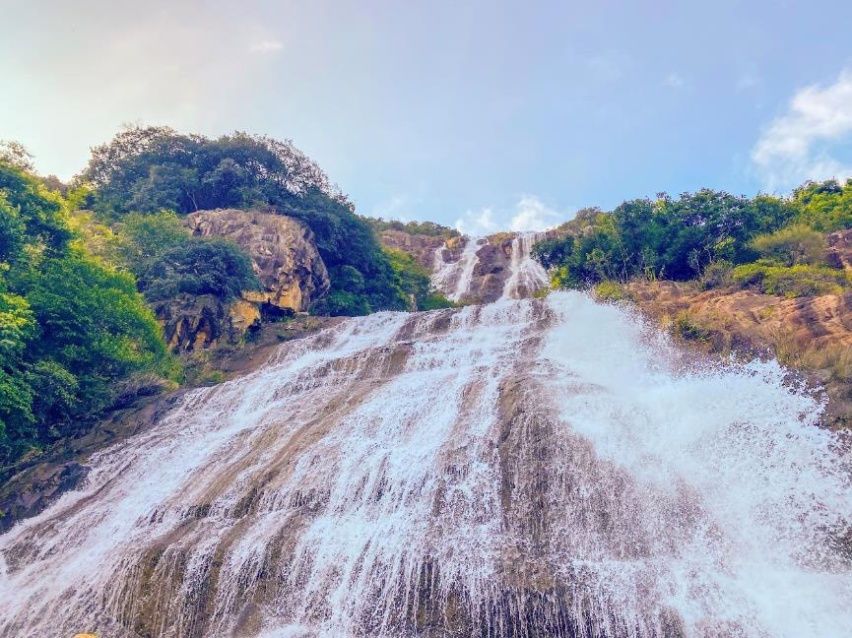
[532,181,852,299]
[84,126,410,315]
[0,161,175,465]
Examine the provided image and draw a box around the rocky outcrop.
[468,236,514,302]
[187,209,330,312]
[380,230,448,270]
[827,229,852,270]
[153,294,261,353]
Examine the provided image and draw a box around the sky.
[2,0,852,233]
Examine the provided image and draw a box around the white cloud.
[751,69,852,191]
[249,40,284,54]
[509,195,562,231]
[455,196,565,236]
[664,73,684,89]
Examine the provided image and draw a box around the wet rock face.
[154,294,263,353]
[432,233,550,303]
[0,463,90,534]
[187,209,330,312]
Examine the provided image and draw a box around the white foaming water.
[1,293,851,637]
[500,231,550,300]
[431,236,483,302]
[431,231,549,303]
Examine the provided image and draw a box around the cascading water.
[431,236,484,302]
[500,232,550,300]
[431,231,549,303]
[2,293,851,638]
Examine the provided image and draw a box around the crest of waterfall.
[2,292,851,638]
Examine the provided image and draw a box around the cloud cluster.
[751,69,852,191]
[454,195,565,236]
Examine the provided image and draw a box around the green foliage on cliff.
[367,217,460,239]
[533,180,852,299]
[792,179,852,232]
[0,162,175,465]
[107,211,262,303]
[385,249,455,311]
[84,126,405,316]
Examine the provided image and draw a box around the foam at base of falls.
[1,293,851,638]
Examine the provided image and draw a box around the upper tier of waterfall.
[431,231,550,303]
[2,292,851,637]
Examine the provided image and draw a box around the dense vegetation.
[367,217,460,240]
[0,162,176,464]
[0,128,457,466]
[533,180,852,298]
[84,126,420,315]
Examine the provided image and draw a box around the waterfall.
[431,231,549,303]
[2,293,851,637]
[431,236,484,302]
[500,232,550,301]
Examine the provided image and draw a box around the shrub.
[750,224,826,266]
[593,280,628,302]
[732,262,851,298]
[700,260,734,289]
[671,311,711,342]
[140,237,261,302]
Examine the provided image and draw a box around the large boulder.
[187,209,330,312]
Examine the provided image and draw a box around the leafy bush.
[533,190,798,289]
[792,179,852,232]
[140,237,261,302]
[385,249,454,311]
[367,217,460,239]
[593,281,628,302]
[732,262,851,298]
[671,311,712,342]
[700,260,735,289]
[750,224,826,266]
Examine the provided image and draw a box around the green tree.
[0,160,176,464]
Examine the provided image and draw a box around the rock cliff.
[156,210,330,351]
[379,229,447,270]
[187,209,330,312]
[827,228,852,270]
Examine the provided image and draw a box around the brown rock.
[187,209,330,312]
[154,294,247,353]
[628,280,852,428]
[380,229,448,270]
[827,229,852,270]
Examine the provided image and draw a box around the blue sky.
[2,0,852,232]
